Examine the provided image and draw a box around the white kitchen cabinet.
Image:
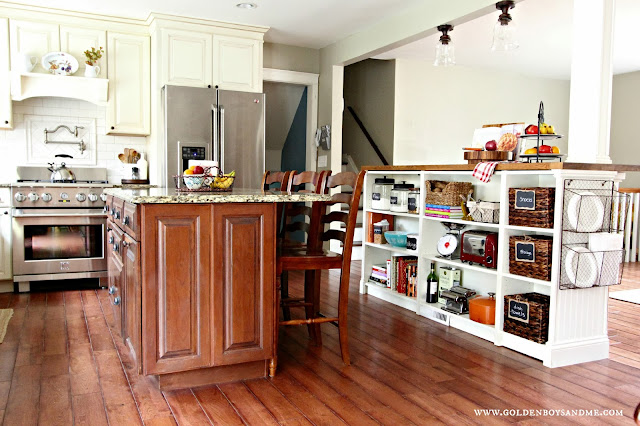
[0,188,11,281]
[9,20,59,74]
[213,35,262,93]
[60,26,107,77]
[162,28,212,87]
[106,32,150,136]
[0,18,12,130]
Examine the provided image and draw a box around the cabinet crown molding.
[147,13,269,36]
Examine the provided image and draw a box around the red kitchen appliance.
[460,231,498,269]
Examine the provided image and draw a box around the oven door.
[12,209,107,278]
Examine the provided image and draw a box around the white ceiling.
[374,0,640,80]
[10,0,426,48]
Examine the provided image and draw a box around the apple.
[525,125,538,135]
[192,165,205,175]
[538,144,552,154]
[485,140,497,151]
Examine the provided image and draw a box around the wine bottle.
[426,263,438,303]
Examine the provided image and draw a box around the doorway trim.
[263,68,319,172]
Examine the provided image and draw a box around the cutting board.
[464,151,509,164]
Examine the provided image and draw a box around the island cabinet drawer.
[108,220,124,264]
[112,197,125,226]
[122,201,139,239]
[107,234,124,337]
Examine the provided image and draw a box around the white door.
[60,26,107,77]
[162,28,212,87]
[0,18,12,129]
[0,208,11,280]
[9,20,60,74]
[106,32,150,136]
[213,35,262,93]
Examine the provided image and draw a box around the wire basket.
[562,180,630,233]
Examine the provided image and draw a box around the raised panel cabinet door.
[9,20,60,74]
[106,32,150,136]
[60,26,106,77]
[162,28,212,87]
[123,235,142,373]
[0,18,11,130]
[212,35,262,93]
[212,203,275,366]
[142,204,212,374]
[0,208,11,280]
[107,248,124,337]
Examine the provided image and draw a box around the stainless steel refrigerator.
[163,85,265,189]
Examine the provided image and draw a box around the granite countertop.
[0,184,10,188]
[104,187,333,204]
[112,184,157,189]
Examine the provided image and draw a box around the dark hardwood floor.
[0,262,639,425]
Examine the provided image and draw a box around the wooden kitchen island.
[102,187,330,390]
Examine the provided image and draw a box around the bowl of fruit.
[181,165,205,190]
[210,171,236,190]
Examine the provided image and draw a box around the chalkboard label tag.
[408,197,417,211]
[390,196,398,205]
[372,192,381,201]
[515,189,536,210]
[515,242,535,262]
[508,299,530,323]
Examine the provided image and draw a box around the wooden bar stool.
[261,170,290,235]
[276,170,365,366]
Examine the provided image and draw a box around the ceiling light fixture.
[491,1,518,51]
[433,24,455,67]
[236,2,257,9]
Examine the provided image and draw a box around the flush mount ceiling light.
[236,2,257,9]
[492,1,518,51]
[433,24,455,67]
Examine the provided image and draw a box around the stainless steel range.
[12,166,111,292]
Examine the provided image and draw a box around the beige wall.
[393,60,571,165]
[343,59,395,169]
[610,71,640,187]
[263,43,320,74]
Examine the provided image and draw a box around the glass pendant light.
[492,1,519,51]
[434,24,455,67]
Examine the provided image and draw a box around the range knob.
[60,192,69,200]
[100,193,107,202]
[41,193,52,202]
[88,193,98,202]
[76,193,87,202]
[28,192,39,202]
[14,192,26,202]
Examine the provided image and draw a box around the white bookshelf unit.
[360,165,628,368]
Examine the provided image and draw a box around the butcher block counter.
[102,188,330,390]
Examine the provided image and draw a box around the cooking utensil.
[469,292,496,324]
[48,154,75,182]
[118,153,126,163]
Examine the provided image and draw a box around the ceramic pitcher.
[84,64,100,78]
[17,53,37,73]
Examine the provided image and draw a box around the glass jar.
[390,181,412,213]
[408,188,420,214]
[372,176,394,210]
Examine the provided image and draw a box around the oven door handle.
[12,210,108,218]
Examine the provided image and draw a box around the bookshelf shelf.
[360,167,623,368]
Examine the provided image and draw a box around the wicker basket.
[468,201,500,224]
[503,293,550,343]
[509,187,555,228]
[425,180,473,207]
[509,235,553,281]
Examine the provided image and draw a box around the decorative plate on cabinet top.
[41,52,78,76]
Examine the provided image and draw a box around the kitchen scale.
[436,222,466,259]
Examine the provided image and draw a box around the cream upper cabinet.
[0,18,12,129]
[212,35,262,93]
[60,26,107,77]
[106,32,150,136]
[9,20,59,73]
[162,28,212,87]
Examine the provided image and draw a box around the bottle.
[426,263,438,303]
[137,152,148,181]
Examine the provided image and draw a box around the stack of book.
[424,204,463,219]
[368,264,388,287]
[383,256,418,297]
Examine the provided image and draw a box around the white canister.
[371,176,394,210]
[390,181,412,213]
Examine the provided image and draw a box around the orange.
[552,146,560,154]
[184,169,194,175]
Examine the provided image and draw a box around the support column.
[566,0,615,164]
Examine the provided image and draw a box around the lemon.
[524,148,537,155]
[552,146,560,154]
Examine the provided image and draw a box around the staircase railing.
[346,106,389,166]
[621,188,640,262]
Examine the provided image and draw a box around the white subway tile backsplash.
[0,97,149,183]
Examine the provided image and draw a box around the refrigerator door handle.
[220,105,225,172]
[212,104,218,164]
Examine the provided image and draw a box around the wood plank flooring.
[0,262,638,425]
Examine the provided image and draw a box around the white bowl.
[183,174,204,190]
